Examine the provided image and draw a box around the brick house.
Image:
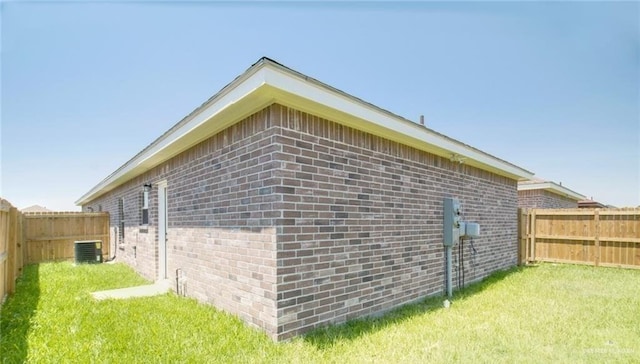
[577,199,608,208]
[77,57,533,341]
[517,180,585,209]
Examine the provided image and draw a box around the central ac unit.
[74,240,103,264]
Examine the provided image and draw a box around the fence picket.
[519,208,640,269]
[1,199,110,303]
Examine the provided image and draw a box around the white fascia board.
[134,69,269,167]
[518,181,586,201]
[77,59,534,206]
[263,66,533,180]
[75,68,272,206]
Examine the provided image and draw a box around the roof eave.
[518,181,586,201]
[76,62,276,206]
[77,58,533,206]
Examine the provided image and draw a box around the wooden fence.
[1,199,110,302]
[23,212,110,264]
[1,199,24,302]
[519,208,640,269]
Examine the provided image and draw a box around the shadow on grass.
[303,265,535,349]
[0,264,40,362]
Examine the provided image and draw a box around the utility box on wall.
[443,197,461,246]
[444,198,481,244]
[463,222,480,238]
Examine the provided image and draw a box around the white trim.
[75,68,273,206]
[136,70,267,168]
[518,181,585,201]
[262,65,531,179]
[76,58,534,205]
[157,180,168,281]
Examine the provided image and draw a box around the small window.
[141,184,150,225]
[98,204,102,212]
[118,197,125,243]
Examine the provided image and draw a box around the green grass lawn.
[2,262,639,363]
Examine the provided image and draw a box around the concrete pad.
[92,280,172,300]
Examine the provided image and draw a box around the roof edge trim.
[518,181,586,201]
[77,58,534,205]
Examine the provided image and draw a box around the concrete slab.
[92,280,172,300]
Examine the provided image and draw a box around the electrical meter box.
[443,197,461,246]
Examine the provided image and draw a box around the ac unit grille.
[74,240,103,264]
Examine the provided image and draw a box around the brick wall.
[83,108,280,337]
[82,186,158,279]
[518,189,578,209]
[270,105,518,340]
[83,103,519,341]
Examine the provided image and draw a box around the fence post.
[530,209,536,262]
[517,208,523,265]
[525,209,533,263]
[7,207,16,294]
[1,204,7,301]
[525,209,531,262]
[594,209,600,267]
[21,213,26,271]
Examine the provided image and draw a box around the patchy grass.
[304,264,640,363]
[1,262,639,363]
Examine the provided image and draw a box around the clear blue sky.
[2,1,638,210]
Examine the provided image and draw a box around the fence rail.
[519,208,640,269]
[1,199,110,303]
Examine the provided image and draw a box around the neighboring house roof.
[517,180,586,201]
[21,204,53,213]
[76,57,534,206]
[578,200,607,208]
[0,199,15,210]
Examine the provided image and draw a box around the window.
[118,197,125,243]
[141,184,150,225]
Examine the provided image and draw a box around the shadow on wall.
[0,264,41,362]
[302,265,534,349]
